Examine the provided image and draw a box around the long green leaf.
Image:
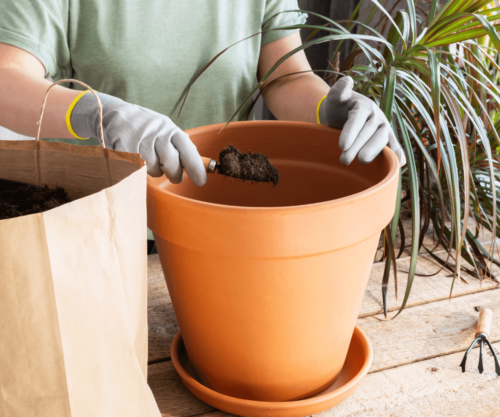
[407,0,417,44]
[392,105,420,317]
[381,66,397,122]
[428,49,442,171]
[370,0,407,49]
[427,0,439,26]
[224,31,393,127]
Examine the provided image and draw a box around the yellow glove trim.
[66,90,90,139]
[316,95,327,124]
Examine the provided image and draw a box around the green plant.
[182,0,500,317]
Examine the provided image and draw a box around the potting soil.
[0,183,71,220]
[217,145,280,186]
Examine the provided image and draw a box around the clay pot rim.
[171,326,373,410]
[148,121,399,212]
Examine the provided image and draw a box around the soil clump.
[217,145,280,186]
[0,180,71,220]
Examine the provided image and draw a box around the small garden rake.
[460,308,500,376]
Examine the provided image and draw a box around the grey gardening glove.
[319,76,406,167]
[70,92,207,186]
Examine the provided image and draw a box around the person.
[0,0,405,188]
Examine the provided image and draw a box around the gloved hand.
[318,76,406,167]
[69,91,207,186]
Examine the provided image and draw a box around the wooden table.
[146,231,500,417]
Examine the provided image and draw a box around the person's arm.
[0,43,79,138]
[0,43,206,185]
[258,33,406,166]
[258,33,327,124]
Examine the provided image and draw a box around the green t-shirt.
[0,0,306,145]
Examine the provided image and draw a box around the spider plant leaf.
[454,109,498,278]
[398,102,447,251]
[428,49,442,172]
[399,11,411,47]
[341,49,364,72]
[244,69,336,119]
[442,66,498,223]
[426,22,500,47]
[326,1,365,74]
[427,0,460,27]
[176,31,261,121]
[392,106,420,318]
[397,216,406,259]
[346,0,364,31]
[441,10,500,37]
[386,12,409,55]
[472,13,500,52]
[442,85,471,257]
[224,32,393,128]
[423,246,457,275]
[382,224,398,318]
[381,66,397,123]
[406,0,417,44]
[351,65,379,74]
[466,0,499,13]
[303,26,324,43]
[338,19,389,43]
[422,14,477,43]
[392,171,403,240]
[467,229,500,268]
[357,4,382,35]
[427,0,440,26]
[370,0,407,49]
[440,114,463,297]
[388,155,403,305]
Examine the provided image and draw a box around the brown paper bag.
[0,80,161,416]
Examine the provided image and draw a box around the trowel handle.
[476,308,493,338]
[202,157,217,174]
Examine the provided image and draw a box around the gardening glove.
[318,76,406,167]
[68,91,207,186]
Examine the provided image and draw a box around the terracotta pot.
[148,121,399,402]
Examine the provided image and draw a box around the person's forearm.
[257,33,330,124]
[260,72,329,124]
[0,66,78,138]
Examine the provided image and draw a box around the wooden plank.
[151,287,500,376]
[148,254,170,309]
[194,412,236,417]
[147,248,498,363]
[477,410,500,417]
[360,288,500,372]
[149,343,500,417]
[148,304,179,364]
[318,343,500,417]
[148,289,500,415]
[148,360,214,417]
[360,248,499,318]
[374,219,496,260]
[148,255,179,364]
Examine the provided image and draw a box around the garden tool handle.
[37,79,105,150]
[476,308,493,338]
[201,157,217,174]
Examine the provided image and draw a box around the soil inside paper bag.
[217,145,280,186]
[0,180,71,220]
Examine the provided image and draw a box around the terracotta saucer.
[170,326,373,417]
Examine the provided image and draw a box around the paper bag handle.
[36,79,105,150]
